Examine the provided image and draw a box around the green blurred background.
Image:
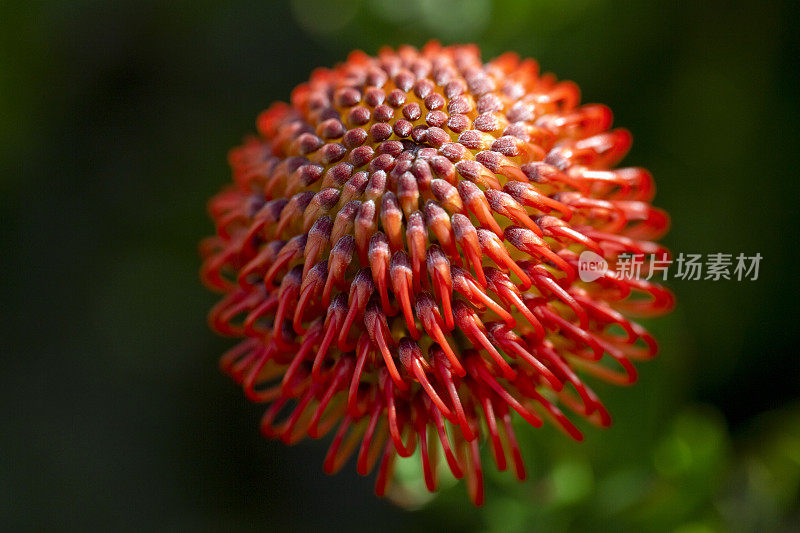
[3,0,799,530]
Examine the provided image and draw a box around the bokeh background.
[3,0,800,530]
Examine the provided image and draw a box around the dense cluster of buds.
[200,42,673,505]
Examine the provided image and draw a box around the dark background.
[3,0,800,530]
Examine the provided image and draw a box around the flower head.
[200,42,673,505]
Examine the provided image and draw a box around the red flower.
[200,42,673,505]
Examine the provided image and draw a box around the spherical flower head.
[200,42,674,505]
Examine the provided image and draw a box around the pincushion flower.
[200,42,673,505]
